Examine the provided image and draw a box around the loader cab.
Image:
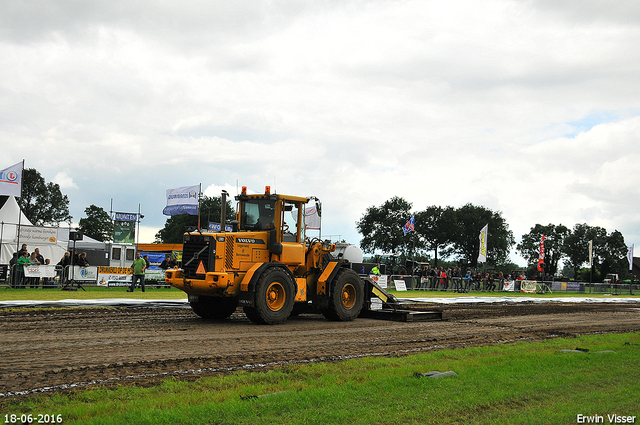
[236,187,308,265]
[240,199,276,231]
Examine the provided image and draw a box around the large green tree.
[356,196,413,254]
[414,206,456,267]
[564,223,606,279]
[155,195,233,243]
[78,205,113,242]
[563,224,628,281]
[517,224,570,275]
[451,203,514,268]
[18,168,72,225]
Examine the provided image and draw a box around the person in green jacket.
[127,252,147,293]
[17,251,31,289]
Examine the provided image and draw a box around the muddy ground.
[1,302,639,398]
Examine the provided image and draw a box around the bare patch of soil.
[1,302,638,398]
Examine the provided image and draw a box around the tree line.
[357,197,631,281]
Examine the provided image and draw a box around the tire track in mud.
[1,303,639,398]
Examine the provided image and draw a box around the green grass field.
[1,333,638,424]
[1,285,638,302]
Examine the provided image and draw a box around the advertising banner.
[113,221,135,243]
[503,280,515,292]
[18,225,59,245]
[163,185,200,216]
[70,266,98,282]
[97,266,133,287]
[369,274,388,289]
[23,265,57,278]
[520,280,537,293]
[208,222,234,232]
[477,224,488,263]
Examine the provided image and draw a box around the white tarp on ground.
[0,299,190,309]
[0,196,68,265]
[405,296,640,304]
[0,296,639,310]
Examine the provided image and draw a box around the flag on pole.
[305,206,321,230]
[588,240,593,267]
[537,235,546,271]
[402,216,415,235]
[162,185,200,216]
[0,161,23,197]
[628,244,634,271]
[477,224,488,263]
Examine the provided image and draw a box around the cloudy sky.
[2,0,639,265]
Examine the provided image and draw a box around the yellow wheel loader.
[165,186,368,324]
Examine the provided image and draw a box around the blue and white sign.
[208,222,234,232]
[163,185,200,216]
[115,212,138,222]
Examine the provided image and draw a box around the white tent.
[0,196,68,265]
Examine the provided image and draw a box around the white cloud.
[52,171,78,189]
[1,0,640,266]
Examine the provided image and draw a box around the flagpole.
[197,183,202,230]
[15,160,24,257]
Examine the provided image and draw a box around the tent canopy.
[0,196,68,264]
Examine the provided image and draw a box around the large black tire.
[243,267,295,325]
[190,296,239,320]
[322,268,364,321]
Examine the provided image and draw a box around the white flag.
[162,185,200,216]
[477,224,488,263]
[0,162,22,197]
[628,244,634,271]
[588,240,593,267]
[304,206,321,230]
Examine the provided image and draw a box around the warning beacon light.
[265,186,271,195]
[241,186,247,195]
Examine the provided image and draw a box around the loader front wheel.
[323,268,364,321]
[244,267,295,325]
[190,296,238,320]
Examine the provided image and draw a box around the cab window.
[241,199,276,231]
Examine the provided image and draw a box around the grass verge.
[1,333,638,424]
[1,286,637,303]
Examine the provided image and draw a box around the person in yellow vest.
[370,264,381,276]
[127,252,147,293]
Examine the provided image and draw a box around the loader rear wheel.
[243,267,295,325]
[190,296,238,320]
[322,268,364,321]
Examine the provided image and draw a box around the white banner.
[369,274,388,289]
[628,244,634,271]
[162,185,200,216]
[477,224,488,263]
[70,266,98,282]
[0,162,22,197]
[24,265,57,278]
[393,279,407,291]
[305,206,321,230]
[18,225,59,245]
[503,280,515,292]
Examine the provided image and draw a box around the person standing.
[17,251,31,289]
[57,252,72,287]
[9,252,18,288]
[127,252,147,293]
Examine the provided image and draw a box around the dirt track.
[1,302,639,397]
